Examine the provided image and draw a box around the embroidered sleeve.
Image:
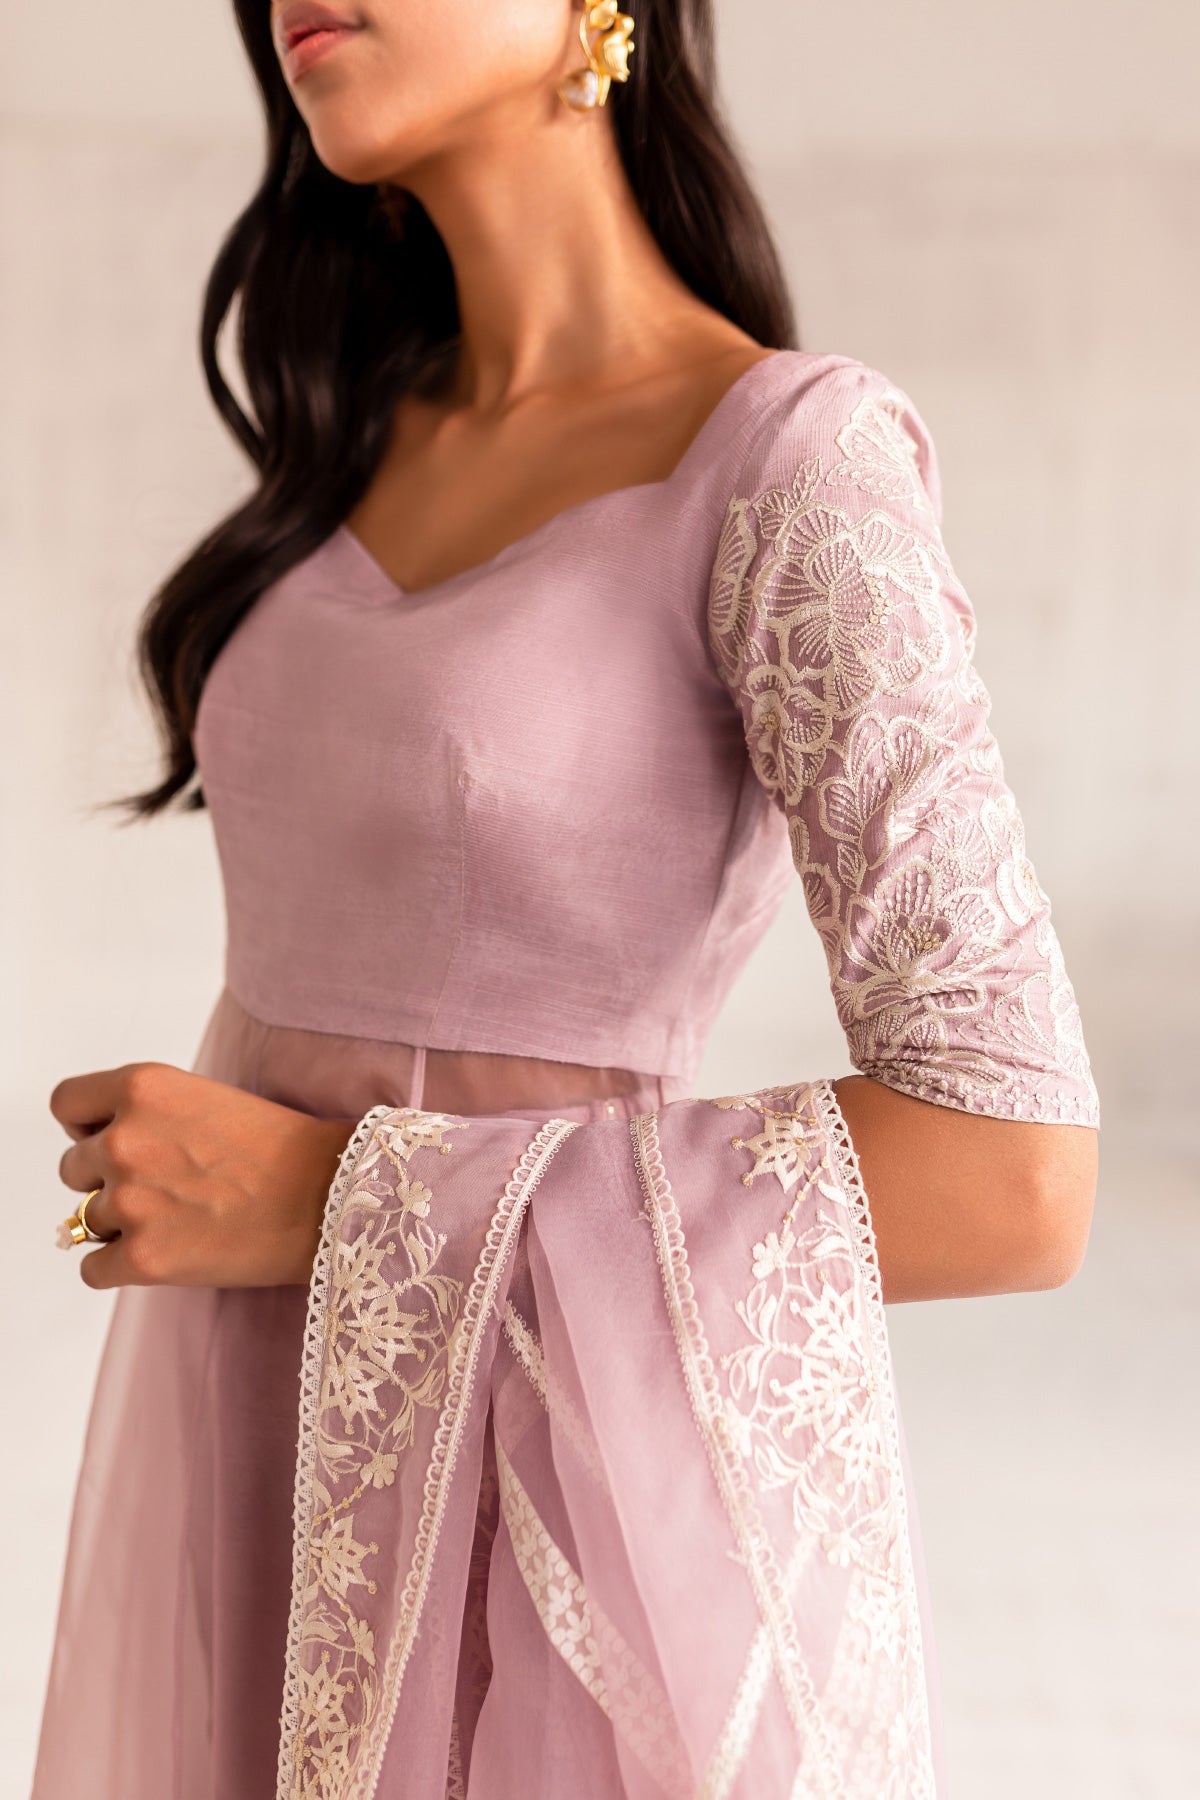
[706,358,1099,1125]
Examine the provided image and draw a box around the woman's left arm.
[52,1061,355,1288]
[707,355,1100,1303]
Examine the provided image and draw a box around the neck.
[399,108,699,414]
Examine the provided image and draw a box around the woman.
[34,2,1100,1797]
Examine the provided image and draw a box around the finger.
[57,1137,126,1240]
[58,1136,106,1195]
[55,1117,106,1147]
[49,1069,125,1137]
[79,1236,136,1290]
[80,1183,123,1242]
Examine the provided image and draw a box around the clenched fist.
[52,1061,357,1289]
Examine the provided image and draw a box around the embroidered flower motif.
[978,792,1049,928]
[750,1226,791,1279]
[827,390,934,513]
[726,1105,820,1193]
[756,507,947,715]
[295,1653,352,1742]
[717,1088,912,1686]
[841,861,1004,1015]
[638,1094,937,1796]
[744,661,834,803]
[705,368,1099,1126]
[817,710,952,875]
[362,1450,399,1490]
[311,1515,379,1602]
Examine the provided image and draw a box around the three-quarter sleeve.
[707,356,1099,1125]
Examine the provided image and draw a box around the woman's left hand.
[52,1061,357,1289]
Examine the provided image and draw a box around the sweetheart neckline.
[333,348,796,600]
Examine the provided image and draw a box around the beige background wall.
[4,3,1197,1795]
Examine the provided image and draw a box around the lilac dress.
[32,351,1098,1800]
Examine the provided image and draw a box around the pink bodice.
[194,355,798,1084]
[194,349,1099,1125]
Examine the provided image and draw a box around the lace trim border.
[355,1114,579,1800]
[811,1079,936,1789]
[277,1102,395,1800]
[275,1105,578,1800]
[629,1106,843,1797]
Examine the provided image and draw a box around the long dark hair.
[120,0,798,817]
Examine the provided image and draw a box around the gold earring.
[557,2,636,111]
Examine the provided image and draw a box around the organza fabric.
[278,1083,943,1800]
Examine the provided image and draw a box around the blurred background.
[3,2,1198,1793]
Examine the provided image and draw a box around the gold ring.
[78,1187,109,1239]
[56,1187,109,1251]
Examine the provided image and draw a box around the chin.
[303,111,412,188]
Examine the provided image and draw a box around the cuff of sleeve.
[852,1060,1101,1129]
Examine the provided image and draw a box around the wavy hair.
[122,0,798,815]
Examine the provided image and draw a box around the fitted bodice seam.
[427,757,470,1042]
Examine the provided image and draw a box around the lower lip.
[283,26,359,81]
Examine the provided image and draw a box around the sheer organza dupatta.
[277,1081,939,1800]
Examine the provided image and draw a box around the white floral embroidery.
[279,1110,469,1800]
[732,1084,936,1795]
[630,1105,844,1796]
[717,1096,901,1617]
[826,389,934,513]
[277,1109,578,1800]
[707,373,1100,1125]
[632,1088,939,1798]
